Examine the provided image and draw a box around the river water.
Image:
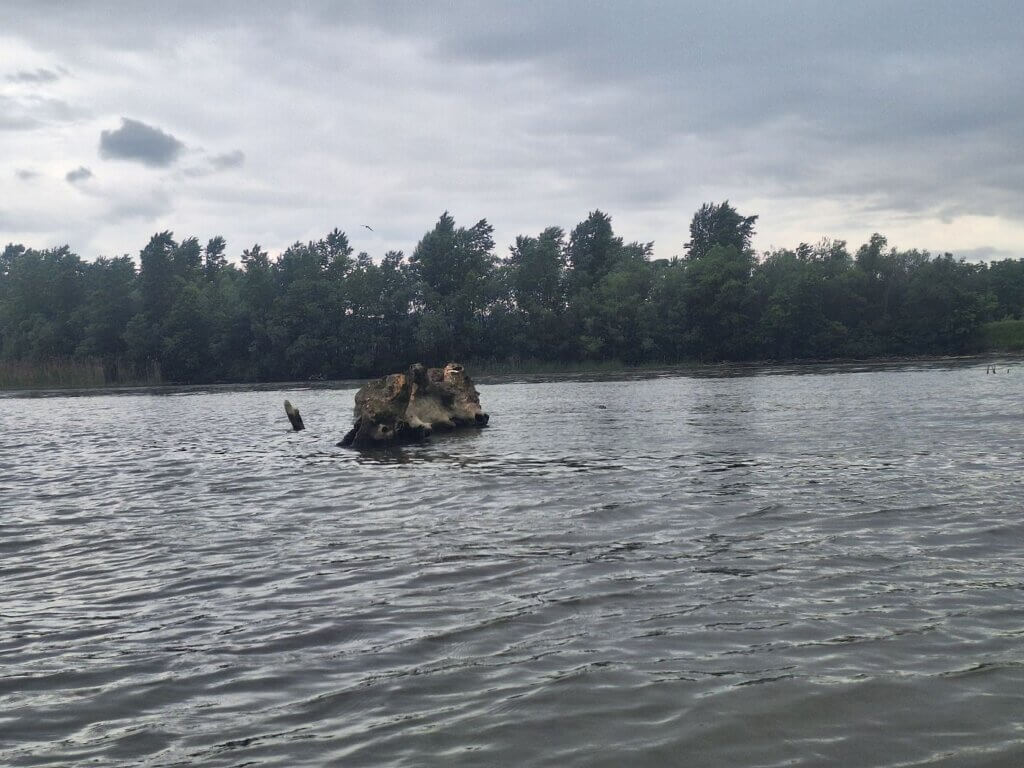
[2,362,1023,767]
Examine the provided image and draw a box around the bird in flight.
[362,224,374,232]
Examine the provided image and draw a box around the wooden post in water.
[284,400,305,431]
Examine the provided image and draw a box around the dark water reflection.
[2,361,1024,767]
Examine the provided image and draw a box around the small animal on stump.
[284,400,305,431]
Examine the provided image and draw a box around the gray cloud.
[184,149,246,177]
[103,188,173,224]
[7,67,60,84]
[0,94,84,131]
[99,118,184,167]
[953,246,1022,263]
[338,1,1024,219]
[15,169,38,181]
[2,2,1023,260]
[0,114,39,131]
[66,166,93,183]
[210,149,245,170]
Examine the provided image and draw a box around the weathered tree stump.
[284,400,305,431]
[339,363,489,448]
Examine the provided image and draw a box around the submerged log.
[284,400,305,431]
[339,363,489,448]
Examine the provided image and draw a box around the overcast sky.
[2,1,1023,263]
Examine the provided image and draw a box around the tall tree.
[686,201,758,260]
[138,231,178,323]
[682,244,755,360]
[987,259,1024,319]
[410,212,497,360]
[566,210,622,290]
[0,245,86,358]
[502,226,569,359]
[77,256,137,361]
[173,236,203,282]
[204,236,227,280]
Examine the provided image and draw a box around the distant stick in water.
[284,400,305,431]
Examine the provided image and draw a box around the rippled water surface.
[3,362,1024,767]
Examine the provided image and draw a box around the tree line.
[2,202,1023,384]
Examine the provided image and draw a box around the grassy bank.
[0,358,163,390]
[981,320,1024,351]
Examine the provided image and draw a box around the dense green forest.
[2,202,1023,386]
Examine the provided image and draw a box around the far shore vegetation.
[3,202,1024,389]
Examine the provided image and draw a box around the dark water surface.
[3,362,1023,767]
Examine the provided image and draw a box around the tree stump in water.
[284,400,305,431]
[340,362,489,448]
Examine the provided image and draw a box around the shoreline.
[2,352,1020,396]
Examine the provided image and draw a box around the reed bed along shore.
[0,358,162,390]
